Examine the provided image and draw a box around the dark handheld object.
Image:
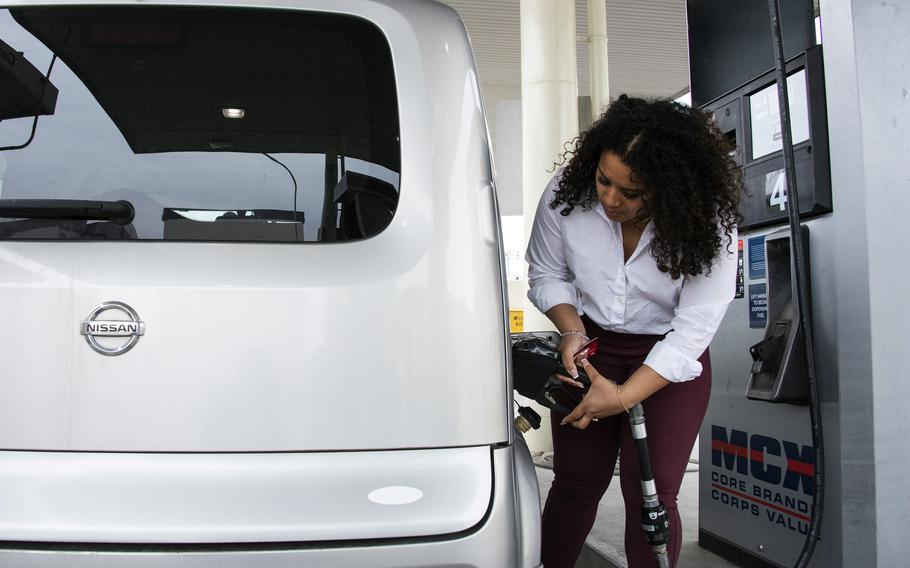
[628,403,672,568]
[511,334,590,415]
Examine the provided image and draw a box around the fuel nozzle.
[514,405,542,433]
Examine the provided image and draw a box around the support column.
[520,0,578,330]
[821,1,910,565]
[588,0,610,116]
[520,0,579,452]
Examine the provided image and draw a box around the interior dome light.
[222,108,245,119]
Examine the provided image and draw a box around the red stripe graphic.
[711,483,811,522]
[786,459,814,476]
[712,440,815,475]
[711,440,747,456]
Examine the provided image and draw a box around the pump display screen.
[749,70,810,160]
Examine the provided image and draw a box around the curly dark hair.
[551,95,743,279]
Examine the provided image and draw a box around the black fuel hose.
[766,2,825,566]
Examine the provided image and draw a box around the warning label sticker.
[748,235,766,280]
[749,283,768,329]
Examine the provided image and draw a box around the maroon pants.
[541,319,711,568]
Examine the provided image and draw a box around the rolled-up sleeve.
[643,228,739,382]
[525,175,578,314]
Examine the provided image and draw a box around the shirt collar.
[594,205,654,262]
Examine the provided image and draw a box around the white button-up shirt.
[526,173,738,383]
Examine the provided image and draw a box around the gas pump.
[689,1,841,567]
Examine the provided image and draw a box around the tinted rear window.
[0,6,400,242]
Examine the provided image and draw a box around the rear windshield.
[0,6,400,242]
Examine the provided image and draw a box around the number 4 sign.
[766,169,788,211]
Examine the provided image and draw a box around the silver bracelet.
[560,330,589,341]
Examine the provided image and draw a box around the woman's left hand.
[560,359,627,429]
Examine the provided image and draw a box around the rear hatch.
[0,2,508,543]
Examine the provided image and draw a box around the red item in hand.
[573,336,599,360]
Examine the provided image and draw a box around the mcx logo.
[80,301,145,356]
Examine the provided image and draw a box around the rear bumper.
[0,447,491,543]
[0,444,541,567]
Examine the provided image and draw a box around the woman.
[526,95,742,568]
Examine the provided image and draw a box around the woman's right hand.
[557,332,587,387]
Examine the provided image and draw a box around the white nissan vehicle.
[0,1,541,566]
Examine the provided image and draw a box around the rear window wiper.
[0,199,134,225]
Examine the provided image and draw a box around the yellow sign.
[509,309,524,333]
